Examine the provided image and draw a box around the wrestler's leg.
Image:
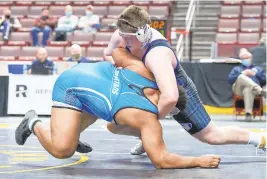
[33,108,82,158]
[107,123,140,137]
[174,99,266,150]
[76,111,98,153]
[80,111,98,132]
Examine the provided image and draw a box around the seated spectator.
[28,48,54,75]
[54,5,78,41]
[67,44,91,63]
[78,5,100,33]
[31,8,57,46]
[0,8,21,40]
[249,37,266,70]
[228,50,266,121]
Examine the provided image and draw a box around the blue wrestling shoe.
[15,110,39,145]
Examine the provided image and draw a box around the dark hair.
[41,7,49,11]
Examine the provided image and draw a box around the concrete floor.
[0,116,266,179]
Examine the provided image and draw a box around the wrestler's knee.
[107,123,118,134]
[194,124,225,145]
[52,141,76,159]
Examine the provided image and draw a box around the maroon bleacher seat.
[263,18,266,32]
[73,6,86,16]
[112,1,131,6]
[29,6,47,16]
[87,47,105,58]
[101,18,116,26]
[264,4,266,17]
[216,32,237,43]
[222,0,242,5]
[108,6,127,18]
[220,5,240,18]
[18,56,36,61]
[48,41,70,47]
[54,2,72,6]
[0,46,21,56]
[0,56,16,60]
[34,2,52,6]
[11,6,29,17]
[242,5,262,18]
[9,32,30,42]
[148,6,169,18]
[15,1,33,6]
[94,32,113,42]
[218,43,257,57]
[93,6,108,17]
[7,41,28,46]
[151,0,171,6]
[218,18,239,32]
[240,18,261,32]
[93,1,111,6]
[20,46,39,56]
[50,6,65,16]
[69,31,94,47]
[132,1,150,6]
[243,0,264,5]
[20,18,35,28]
[138,5,149,12]
[238,32,260,44]
[45,46,65,57]
[0,1,13,6]
[73,1,92,6]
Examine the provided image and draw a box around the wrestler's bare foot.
[196,154,221,168]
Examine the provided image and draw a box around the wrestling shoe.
[15,110,40,145]
[130,140,145,155]
[76,141,93,153]
[257,133,266,152]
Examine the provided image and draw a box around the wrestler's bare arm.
[103,30,124,64]
[145,47,178,118]
[116,109,221,169]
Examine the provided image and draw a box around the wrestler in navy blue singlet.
[128,39,211,134]
[52,61,158,123]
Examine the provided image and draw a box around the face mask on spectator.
[72,54,80,60]
[86,11,93,17]
[65,12,72,17]
[5,15,10,19]
[41,16,48,20]
[242,59,251,67]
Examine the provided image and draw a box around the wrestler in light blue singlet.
[52,61,158,123]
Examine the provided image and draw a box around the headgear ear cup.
[136,27,145,42]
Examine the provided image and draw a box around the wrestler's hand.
[196,154,221,168]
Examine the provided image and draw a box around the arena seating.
[217,0,266,57]
[0,1,172,61]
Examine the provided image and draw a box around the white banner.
[8,75,59,115]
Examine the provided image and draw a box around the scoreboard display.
[150,19,168,38]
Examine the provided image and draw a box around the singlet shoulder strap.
[141,39,179,70]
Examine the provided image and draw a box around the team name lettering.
[112,70,120,95]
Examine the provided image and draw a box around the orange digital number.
[152,21,159,29]
[159,21,164,29]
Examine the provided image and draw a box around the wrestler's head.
[117,5,152,49]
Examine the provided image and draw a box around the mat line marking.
[0,145,88,174]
